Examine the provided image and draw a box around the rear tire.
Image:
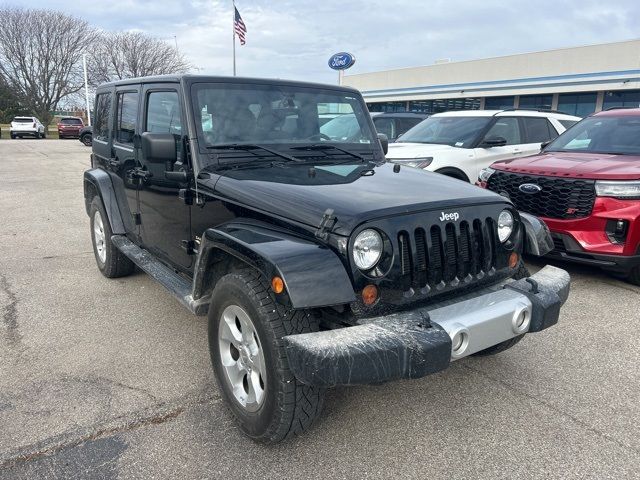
[81,134,92,146]
[208,270,324,443]
[472,259,530,356]
[89,197,135,278]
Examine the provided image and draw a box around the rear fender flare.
[83,168,127,234]
[193,223,356,309]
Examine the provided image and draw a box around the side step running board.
[111,235,209,315]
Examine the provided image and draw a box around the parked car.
[84,74,570,442]
[320,112,428,143]
[385,109,581,182]
[78,125,92,146]
[479,107,640,285]
[370,112,429,142]
[10,116,46,139]
[57,116,84,139]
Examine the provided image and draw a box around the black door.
[112,87,142,239]
[137,85,192,271]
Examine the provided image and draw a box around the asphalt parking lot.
[1,139,639,479]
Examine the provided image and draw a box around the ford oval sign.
[519,183,542,194]
[328,52,356,70]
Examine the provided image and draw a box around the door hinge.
[181,240,197,255]
[132,213,141,225]
[315,208,336,240]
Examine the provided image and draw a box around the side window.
[146,91,182,134]
[522,117,554,143]
[373,117,394,139]
[93,93,112,142]
[483,117,521,145]
[115,92,139,144]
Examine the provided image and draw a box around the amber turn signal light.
[271,276,285,294]
[362,284,378,306]
[509,252,519,269]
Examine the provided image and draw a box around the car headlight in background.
[497,210,514,242]
[595,180,640,199]
[352,229,383,270]
[478,167,495,183]
[390,157,433,169]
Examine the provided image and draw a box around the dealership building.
[343,39,640,117]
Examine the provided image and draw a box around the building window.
[518,94,553,110]
[407,98,480,113]
[484,96,515,110]
[367,102,406,113]
[603,90,640,110]
[557,93,597,117]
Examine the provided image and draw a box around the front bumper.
[284,265,570,387]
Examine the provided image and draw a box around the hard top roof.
[96,74,360,95]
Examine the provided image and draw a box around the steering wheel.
[306,133,331,141]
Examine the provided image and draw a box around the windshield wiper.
[290,144,365,162]
[206,143,304,163]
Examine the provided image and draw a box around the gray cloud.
[15,0,640,84]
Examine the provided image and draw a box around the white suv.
[385,109,581,182]
[10,116,46,139]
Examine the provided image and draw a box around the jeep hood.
[386,142,459,159]
[492,151,640,180]
[207,162,505,235]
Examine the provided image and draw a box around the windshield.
[13,117,33,123]
[546,116,640,155]
[192,83,375,153]
[397,116,491,147]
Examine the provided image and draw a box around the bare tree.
[0,7,97,126]
[89,31,190,85]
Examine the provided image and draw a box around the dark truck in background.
[83,74,570,443]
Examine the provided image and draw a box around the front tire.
[627,265,640,286]
[89,197,135,278]
[209,270,324,443]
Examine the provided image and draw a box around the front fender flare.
[520,212,554,256]
[194,223,356,309]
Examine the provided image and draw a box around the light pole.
[82,53,91,126]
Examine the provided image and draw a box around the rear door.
[518,116,556,156]
[112,87,142,232]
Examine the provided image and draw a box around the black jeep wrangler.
[84,75,570,443]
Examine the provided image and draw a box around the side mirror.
[540,140,552,150]
[141,132,177,164]
[377,133,389,154]
[479,136,507,148]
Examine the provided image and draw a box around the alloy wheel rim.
[218,304,266,412]
[93,210,106,264]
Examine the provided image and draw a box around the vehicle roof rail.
[497,107,565,115]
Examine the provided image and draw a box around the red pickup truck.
[478,108,640,285]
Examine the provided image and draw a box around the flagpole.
[232,0,236,76]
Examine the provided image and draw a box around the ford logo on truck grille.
[519,183,542,194]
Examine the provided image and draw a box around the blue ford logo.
[519,183,542,194]
[328,52,356,70]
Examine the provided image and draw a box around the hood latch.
[315,208,336,240]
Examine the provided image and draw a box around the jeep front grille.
[486,171,596,219]
[397,218,498,292]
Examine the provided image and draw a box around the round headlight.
[352,229,383,270]
[497,210,514,243]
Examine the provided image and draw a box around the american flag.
[234,7,247,45]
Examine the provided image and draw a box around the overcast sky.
[15,0,640,84]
